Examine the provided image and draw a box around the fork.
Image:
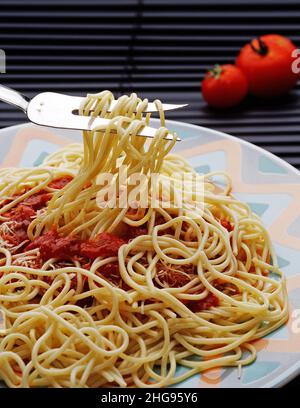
[0,84,186,140]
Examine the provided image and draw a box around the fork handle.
[0,84,30,113]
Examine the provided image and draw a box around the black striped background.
[1,0,300,169]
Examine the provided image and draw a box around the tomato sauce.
[48,176,73,189]
[22,191,52,210]
[4,204,35,222]
[80,233,126,259]
[1,221,30,246]
[0,177,73,249]
[0,177,222,312]
[96,262,121,286]
[156,268,192,288]
[186,293,219,312]
[27,229,80,260]
[213,278,239,295]
[121,225,148,240]
[1,205,35,246]
[220,219,233,232]
[1,194,49,248]
[27,230,126,261]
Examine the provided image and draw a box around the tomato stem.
[209,64,223,79]
[250,37,268,56]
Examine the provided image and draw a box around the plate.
[1,120,300,388]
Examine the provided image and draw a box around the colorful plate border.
[1,120,300,388]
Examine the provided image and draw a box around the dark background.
[1,0,300,171]
[0,0,299,387]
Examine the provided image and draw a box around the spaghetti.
[0,91,288,388]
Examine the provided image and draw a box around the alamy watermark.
[0,308,6,333]
[291,309,300,334]
[291,49,300,74]
[95,166,205,214]
[0,49,6,73]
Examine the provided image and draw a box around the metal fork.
[0,84,186,140]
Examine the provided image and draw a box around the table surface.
[0,0,299,387]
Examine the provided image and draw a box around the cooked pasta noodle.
[0,90,288,388]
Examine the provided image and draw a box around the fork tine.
[144,102,188,112]
[30,111,181,141]
[28,92,181,139]
[108,100,188,113]
[137,125,180,141]
[83,118,180,141]
[85,117,181,141]
[36,93,187,114]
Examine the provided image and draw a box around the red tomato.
[202,64,248,108]
[236,34,298,97]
